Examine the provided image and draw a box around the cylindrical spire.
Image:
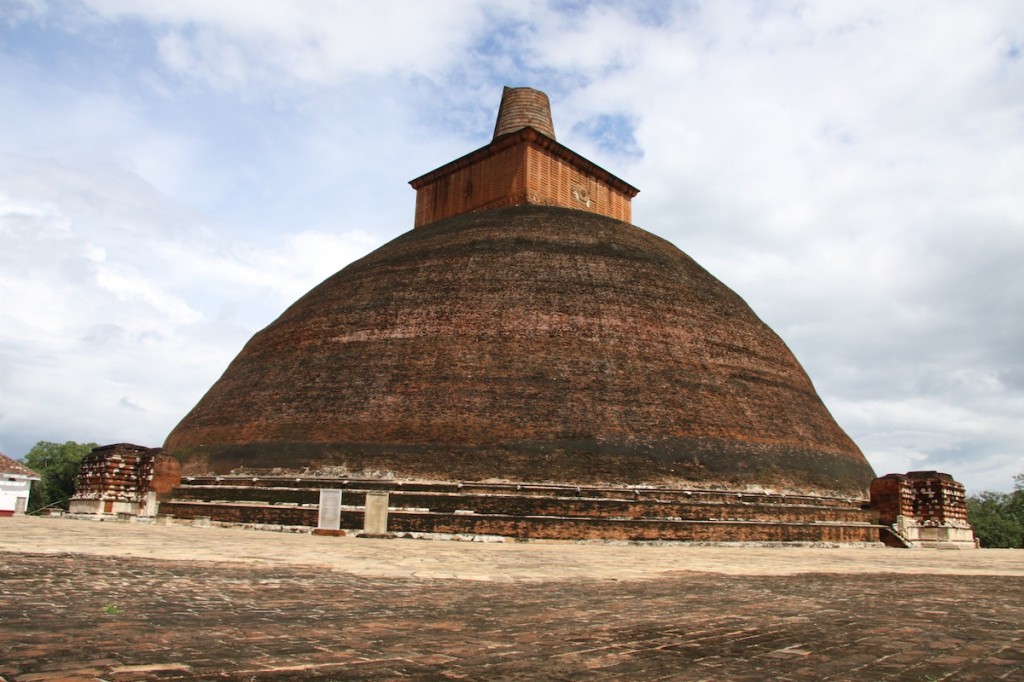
[492,86,556,141]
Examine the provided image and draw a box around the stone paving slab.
[1,517,1023,681]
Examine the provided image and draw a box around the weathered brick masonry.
[157,476,882,543]
[164,205,875,496]
[870,471,974,547]
[69,443,180,517]
[157,86,896,543]
[492,85,557,139]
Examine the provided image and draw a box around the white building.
[0,451,40,516]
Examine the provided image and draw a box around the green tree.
[22,440,97,512]
[1013,471,1024,517]
[966,472,1024,549]
[967,492,1022,548]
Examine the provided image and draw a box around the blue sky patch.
[572,113,643,158]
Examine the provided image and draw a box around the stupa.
[156,87,894,543]
[165,86,874,496]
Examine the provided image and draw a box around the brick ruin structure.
[68,443,180,518]
[870,471,976,548]
[123,86,972,545]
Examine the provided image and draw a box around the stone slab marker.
[362,491,390,536]
[318,489,342,531]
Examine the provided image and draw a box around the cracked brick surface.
[2,551,1021,681]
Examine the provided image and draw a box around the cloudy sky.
[1,1,1021,493]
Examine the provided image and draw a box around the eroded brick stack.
[909,472,970,527]
[869,471,975,548]
[69,443,180,517]
[492,86,556,140]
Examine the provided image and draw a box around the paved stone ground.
[1,518,1023,681]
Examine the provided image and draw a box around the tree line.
[21,440,96,512]
[966,471,1024,548]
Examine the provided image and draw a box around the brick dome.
[165,205,875,496]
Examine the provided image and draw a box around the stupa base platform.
[158,476,884,545]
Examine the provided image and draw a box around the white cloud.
[0,152,381,458]
[1,0,1022,494]
[92,257,202,326]
[83,0,494,89]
